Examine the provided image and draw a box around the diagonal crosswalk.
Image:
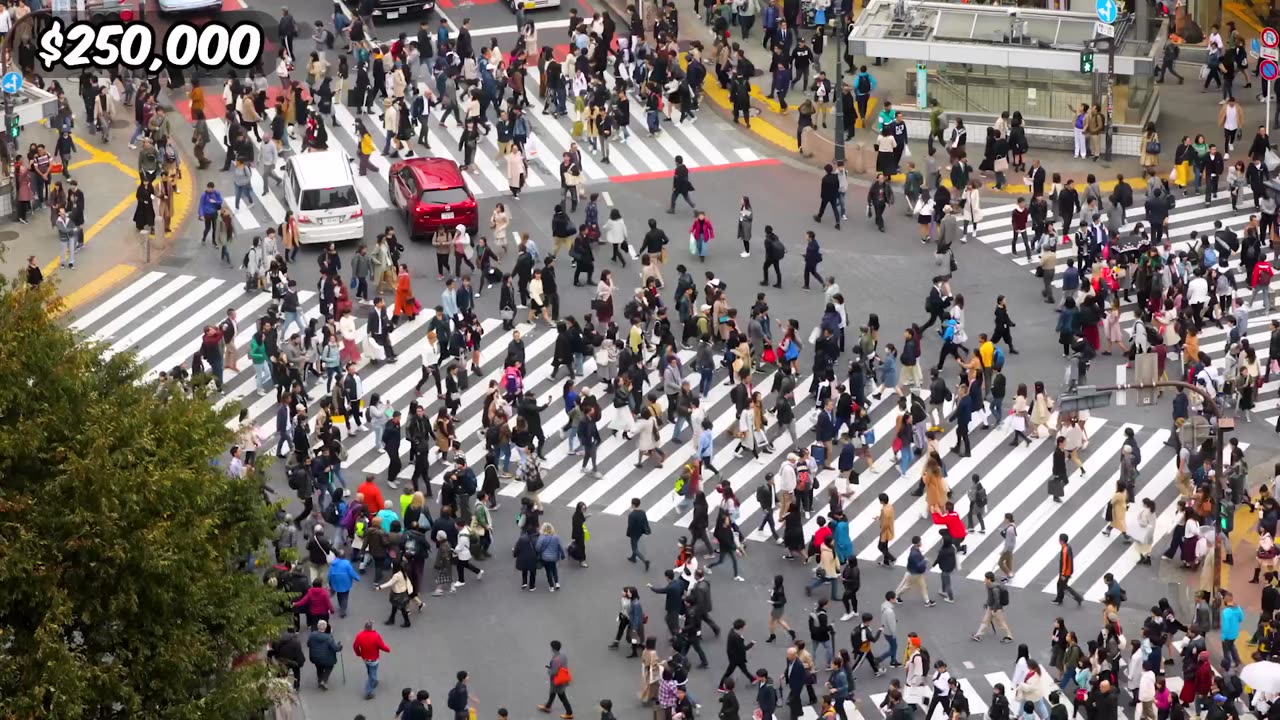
[199,84,774,236]
[72,270,1223,601]
[973,190,1280,422]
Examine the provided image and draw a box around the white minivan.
[283,150,365,244]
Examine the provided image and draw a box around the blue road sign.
[1,72,22,95]
[1095,0,1117,23]
[1254,38,1263,55]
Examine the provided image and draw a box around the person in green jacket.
[876,100,895,133]
[250,325,271,392]
[902,162,924,217]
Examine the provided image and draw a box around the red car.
[389,157,479,240]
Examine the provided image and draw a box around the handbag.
[994,157,1008,172]
[552,667,573,686]
[500,307,515,320]
[1145,139,1162,155]
[814,6,826,24]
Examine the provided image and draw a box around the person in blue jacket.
[1220,591,1245,670]
[197,182,223,245]
[327,549,361,618]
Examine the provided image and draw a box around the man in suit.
[1028,160,1046,199]
[782,646,807,720]
[456,17,473,59]
[1052,533,1084,606]
[815,399,837,463]
[1145,188,1170,246]
[719,618,756,691]
[773,20,793,54]
[920,277,952,331]
[367,297,397,362]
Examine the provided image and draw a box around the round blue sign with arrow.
[1095,0,1117,24]
[1,72,22,95]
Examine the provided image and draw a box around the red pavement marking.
[172,85,312,121]
[608,158,781,183]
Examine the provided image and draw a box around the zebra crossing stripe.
[885,411,1034,568]
[89,275,194,344]
[997,424,1141,585]
[964,417,1108,581]
[144,290,279,381]
[1057,447,1178,595]
[913,423,1048,562]
[203,118,262,231]
[70,270,166,331]
[104,278,228,360]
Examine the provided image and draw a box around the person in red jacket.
[353,621,392,699]
[931,501,968,553]
[357,476,385,515]
[292,578,335,630]
[1250,255,1274,312]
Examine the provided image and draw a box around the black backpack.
[447,685,468,712]
[997,586,1010,608]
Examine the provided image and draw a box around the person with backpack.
[967,474,989,533]
[972,571,1014,643]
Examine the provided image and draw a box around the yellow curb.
[58,263,137,313]
[747,84,876,129]
[1224,1,1264,32]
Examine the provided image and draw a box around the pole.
[1268,79,1274,140]
[831,18,845,164]
[1105,37,1115,162]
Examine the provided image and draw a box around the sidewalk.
[0,82,196,312]
[606,0,1263,197]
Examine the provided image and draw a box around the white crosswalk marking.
[205,89,767,234]
[70,271,1212,600]
[976,187,1280,429]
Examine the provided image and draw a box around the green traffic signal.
[1080,50,1095,74]
[7,116,17,139]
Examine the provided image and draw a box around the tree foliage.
[0,279,287,720]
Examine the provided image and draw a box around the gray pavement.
[49,0,1280,717]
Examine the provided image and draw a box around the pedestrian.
[850,611,884,677]
[1051,533,1084,607]
[668,156,696,213]
[352,621,391,700]
[972,572,1014,643]
[626,497,653,571]
[766,574,797,643]
[306,619,342,690]
[894,535,935,607]
[539,640,576,719]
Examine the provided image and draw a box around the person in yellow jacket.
[357,124,375,177]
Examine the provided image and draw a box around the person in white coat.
[603,208,629,265]
[634,408,666,468]
[416,329,444,398]
[775,454,798,527]
[961,181,983,241]
[452,520,484,588]
[1131,497,1157,565]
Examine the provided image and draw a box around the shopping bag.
[689,233,698,255]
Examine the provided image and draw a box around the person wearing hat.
[306,524,335,584]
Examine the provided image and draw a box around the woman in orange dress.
[392,263,413,324]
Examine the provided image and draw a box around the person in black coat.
[669,157,696,213]
[648,568,687,638]
[815,164,841,229]
[306,620,342,690]
[719,678,742,720]
[268,628,307,688]
[514,529,540,588]
[720,619,756,689]
[626,498,652,570]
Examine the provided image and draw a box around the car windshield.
[300,186,359,211]
[419,187,470,205]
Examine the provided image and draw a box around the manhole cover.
[749,107,762,117]
[0,230,19,243]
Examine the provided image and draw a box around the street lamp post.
[829,16,845,163]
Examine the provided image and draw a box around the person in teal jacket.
[1220,591,1245,670]
[327,550,361,618]
[833,513,853,564]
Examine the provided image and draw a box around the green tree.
[0,279,287,719]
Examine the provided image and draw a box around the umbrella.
[1241,661,1280,694]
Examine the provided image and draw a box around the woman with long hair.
[766,574,796,642]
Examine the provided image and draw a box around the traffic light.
[1080,50,1095,74]
[1219,499,1235,533]
[6,114,18,140]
